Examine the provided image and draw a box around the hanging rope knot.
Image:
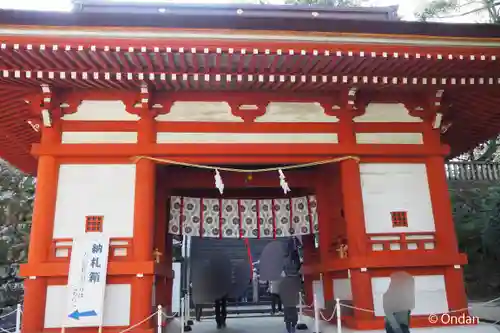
[278,169,291,194]
[214,169,224,194]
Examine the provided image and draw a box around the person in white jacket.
[252,268,259,303]
[383,271,415,333]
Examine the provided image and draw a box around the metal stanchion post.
[182,294,192,332]
[336,298,341,333]
[185,292,193,326]
[185,268,193,325]
[180,298,185,333]
[313,293,321,333]
[296,292,308,330]
[15,304,21,333]
[157,305,163,333]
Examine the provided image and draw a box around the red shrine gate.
[17,73,470,333]
[0,3,494,333]
[18,57,469,333]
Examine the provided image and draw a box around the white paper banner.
[65,234,110,327]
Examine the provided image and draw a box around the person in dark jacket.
[214,294,228,329]
[282,237,302,333]
[195,303,203,322]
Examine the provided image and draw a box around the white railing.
[446,162,500,182]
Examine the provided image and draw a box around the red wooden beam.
[125,48,143,70]
[115,50,131,72]
[62,49,86,70]
[1,36,499,59]
[12,48,39,69]
[153,51,165,72]
[166,49,176,72]
[191,50,199,72]
[31,142,449,158]
[76,50,99,69]
[0,48,24,68]
[87,49,109,69]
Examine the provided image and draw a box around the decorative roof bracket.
[404,89,448,125]
[322,87,366,118]
[125,85,173,117]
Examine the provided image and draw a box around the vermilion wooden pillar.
[22,125,60,333]
[131,110,156,327]
[154,170,168,312]
[337,105,374,324]
[339,159,374,323]
[301,235,316,306]
[422,115,468,314]
[426,156,467,312]
[314,165,335,304]
[164,235,174,313]
[154,170,174,314]
[443,266,468,314]
[425,156,459,253]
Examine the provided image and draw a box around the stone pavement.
[166,315,499,333]
[470,301,500,322]
[167,316,287,333]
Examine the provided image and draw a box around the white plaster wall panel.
[354,103,423,123]
[333,278,353,301]
[53,164,136,239]
[102,284,131,326]
[61,132,138,144]
[256,102,339,122]
[355,133,423,144]
[360,163,435,234]
[155,102,242,122]
[155,102,340,123]
[371,275,448,317]
[156,132,339,144]
[44,284,131,328]
[62,101,140,121]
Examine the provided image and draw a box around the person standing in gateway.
[214,294,228,329]
[383,271,415,333]
[268,279,283,315]
[280,237,302,333]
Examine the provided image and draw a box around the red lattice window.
[391,211,408,228]
[85,216,103,232]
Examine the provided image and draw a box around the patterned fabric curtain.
[168,196,319,238]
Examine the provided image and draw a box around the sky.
[0,0,480,22]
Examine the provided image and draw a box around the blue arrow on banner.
[68,310,98,320]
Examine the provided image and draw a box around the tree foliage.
[0,160,34,312]
[450,184,500,299]
[234,0,364,5]
[284,0,362,6]
[416,0,500,23]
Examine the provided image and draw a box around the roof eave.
[0,7,499,39]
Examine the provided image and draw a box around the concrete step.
[191,304,278,317]
[196,301,271,308]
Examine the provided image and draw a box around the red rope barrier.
[244,238,254,275]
